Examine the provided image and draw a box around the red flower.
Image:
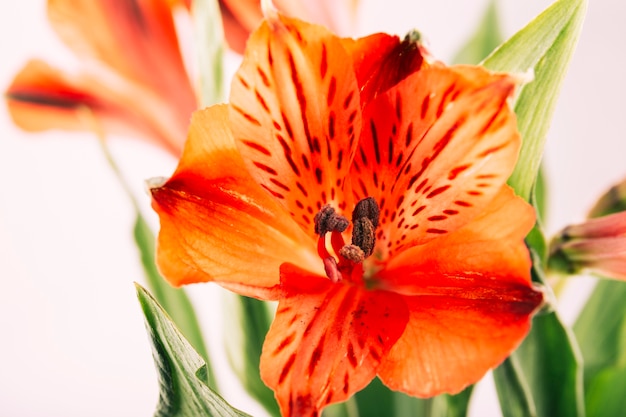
[150,14,543,416]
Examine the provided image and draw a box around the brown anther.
[339,245,365,264]
[314,205,349,235]
[352,197,380,228]
[352,217,376,258]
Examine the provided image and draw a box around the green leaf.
[585,366,626,417]
[451,0,502,65]
[322,399,359,417]
[193,0,226,106]
[137,284,251,417]
[574,279,626,383]
[493,356,537,417]
[513,313,584,417]
[482,0,588,201]
[223,293,280,416]
[440,387,474,417]
[498,254,584,417]
[134,213,215,388]
[353,378,471,417]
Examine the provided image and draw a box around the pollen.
[314,204,349,235]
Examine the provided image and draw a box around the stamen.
[352,217,376,257]
[352,197,380,228]
[339,245,365,264]
[330,230,346,257]
[314,204,349,235]
[317,235,332,260]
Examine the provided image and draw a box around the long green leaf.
[493,356,537,417]
[482,0,588,201]
[193,0,226,106]
[137,284,250,417]
[574,278,626,417]
[584,366,626,417]
[223,293,280,416]
[134,212,214,389]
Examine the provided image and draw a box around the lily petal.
[230,15,362,235]
[377,292,540,397]
[150,105,318,298]
[261,263,408,416]
[350,65,521,257]
[47,0,195,116]
[6,59,185,154]
[220,0,358,54]
[375,187,541,397]
[219,0,258,54]
[341,32,426,106]
[382,186,535,287]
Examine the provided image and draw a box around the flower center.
[313,197,380,284]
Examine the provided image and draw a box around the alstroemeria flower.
[549,211,626,280]
[150,14,543,416]
[6,0,197,155]
[5,0,359,156]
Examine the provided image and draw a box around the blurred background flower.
[1,0,625,416]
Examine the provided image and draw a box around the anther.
[352,197,380,228]
[314,204,349,235]
[352,217,376,258]
[339,245,365,264]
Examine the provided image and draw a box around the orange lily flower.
[150,14,543,417]
[5,0,359,156]
[549,211,626,280]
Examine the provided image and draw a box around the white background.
[1,0,625,416]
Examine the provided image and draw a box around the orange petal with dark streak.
[382,186,536,288]
[261,263,408,416]
[150,105,319,298]
[6,60,185,154]
[350,65,521,258]
[378,291,541,397]
[47,0,195,119]
[341,32,426,105]
[230,15,362,236]
[375,188,541,397]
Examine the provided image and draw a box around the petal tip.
[261,0,278,21]
[146,176,168,193]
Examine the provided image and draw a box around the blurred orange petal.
[47,0,195,114]
[6,60,186,154]
[220,0,358,53]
